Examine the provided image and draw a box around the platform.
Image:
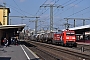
[0,45,39,60]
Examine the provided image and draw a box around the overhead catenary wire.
[54,0,71,15]
[6,2,40,26]
[0,2,22,20]
[37,0,60,29]
[35,0,56,28]
[7,0,89,30]
[43,0,79,21]
[63,0,78,7]
[42,0,83,29]
[53,0,86,28]
[54,0,81,17]
[74,8,90,18]
[39,0,60,20]
[40,4,63,31]
[35,0,48,15]
[51,0,86,29]
[6,4,24,15]
[67,6,90,17]
[38,0,74,29]
[36,0,59,17]
[13,0,25,16]
[37,0,55,17]
[6,3,33,16]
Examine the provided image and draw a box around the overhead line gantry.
[40,4,63,32]
[4,16,40,18]
[64,18,90,27]
[4,16,40,34]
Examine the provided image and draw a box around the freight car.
[30,34,37,41]
[36,32,54,43]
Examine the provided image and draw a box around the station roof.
[0,24,26,31]
[63,24,90,34]
[69,24,90,30]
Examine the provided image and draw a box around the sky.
[0,0,90,30]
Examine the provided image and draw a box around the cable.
[39,0,60,20]
[13,0,25,16]
[39,8,49,16]
[7,4,24,15]
[44,0,83,29]
[35,0,56,28]
[62,0,72,6]
[67,6,90,17]
[54,0,71,15]
[43,0,77,21]
[6,3,33,16]
[57,0,79,16]
[64,0,78,7]
[35,0,48,15]
[35,0,55,17]
[76,9,90,18]
[38,0,55,16]
[35,0,49,16]
[54,0,81,17]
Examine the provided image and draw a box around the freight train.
[30,29,77,47]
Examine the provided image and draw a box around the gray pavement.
[0,45,39,60]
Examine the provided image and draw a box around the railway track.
[74,44,90,52]
[22,40,90,60]
[27,41,90,60]
[29,46,61,60]
[22,41,60,60]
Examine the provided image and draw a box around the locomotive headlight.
[72,37,75,39]
[66,37,69,39]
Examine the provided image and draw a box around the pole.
[74,19,75,27]
[66,19,68,24]
[81,46,84,52]
[50,4,53,32]
[35,19,38,34]
[10,19,11,25]
[83,20,85,26]
[40,4,63,32]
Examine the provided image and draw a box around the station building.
[0,5,26,45]
[66,25,90,43]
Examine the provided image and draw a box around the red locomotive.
[31,29,77,47]
[52,30,77,47]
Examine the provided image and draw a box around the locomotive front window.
[66,32,75,36]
